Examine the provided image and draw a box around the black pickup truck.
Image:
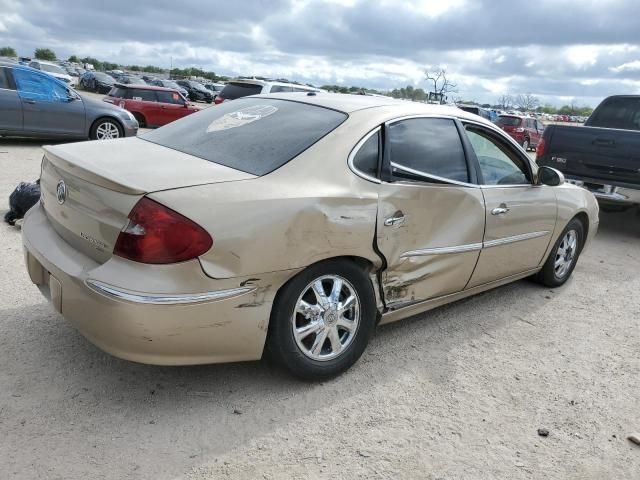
[537,95,640,210]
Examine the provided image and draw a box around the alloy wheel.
[292,275,360,361]
[95,122,120,140]
[554,229,578,278]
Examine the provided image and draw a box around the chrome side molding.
[401,231,550,258]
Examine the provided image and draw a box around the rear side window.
[270,85,293,93]
[131,89,156,101]
[142,98,347,176]
[352,130,380,180]
[497,116,522,127]
[587,97,640,130]
[388,118,469,183]
[221,82,262,100]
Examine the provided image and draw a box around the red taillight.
[536,138,546,159]
[214,95,224,104]
[114,197,213,264]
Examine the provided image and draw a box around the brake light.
[536,138,546,159]
[114,197,213,264]
[214,95,224,104]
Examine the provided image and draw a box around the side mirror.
[183,101,189,108]
[537,166,565,186]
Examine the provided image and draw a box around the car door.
[374,117,486,309]
[0,67,23,133]
[12,68,85,136]
[461,123,557,288]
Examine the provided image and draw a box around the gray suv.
[0,62,138,140]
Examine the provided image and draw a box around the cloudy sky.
[2,0,640,106]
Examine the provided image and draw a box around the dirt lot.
[0,132,638,479]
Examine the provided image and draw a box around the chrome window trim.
[85,279,256,305]
[390,161,477,188]
[347,126,382,184]
[400,231,550,258]
[483,230,550,248]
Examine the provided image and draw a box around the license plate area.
[25,250,62,313]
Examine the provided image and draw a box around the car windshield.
[142,98,347,176]
[497,116,522,127]
[40,63,65,75]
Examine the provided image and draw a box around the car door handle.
[384,213,406,227]
[593,138,615,147]
[24,99,36,104]
[491,205,510,215]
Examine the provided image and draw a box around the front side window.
[388,118,469,183]
[0,68,12,90]
[352,130,379,180]
[13,69,68,102]
[157,91,184,104]
[465,126,530,185]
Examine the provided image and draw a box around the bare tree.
[514,93,540,112]
[425,68,457,103]
[497,94,513,110]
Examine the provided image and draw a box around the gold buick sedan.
[22,94,599,379]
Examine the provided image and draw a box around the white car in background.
[28,60,77,86]
[215,78,320,104]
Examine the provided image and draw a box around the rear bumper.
[22,203,296,365]
[566,178,640,206]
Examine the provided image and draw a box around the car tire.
[90,118,124,140]
[267,259,377,380]
[522,139,530,151]
[132,113,146,128]
[535,218,584,288]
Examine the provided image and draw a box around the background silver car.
[0,62,138,140]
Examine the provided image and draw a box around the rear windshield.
[497,116,522,127]
[587,97,640,130]
[142,98,347,176]
[221,82,262,100]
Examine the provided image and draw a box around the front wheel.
[90,118,123,140]
[535,218,584,287]
[267,260,377,380]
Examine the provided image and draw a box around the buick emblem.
[56,180,67,205]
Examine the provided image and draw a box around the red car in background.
[104,84,199,127]
[496,115,545,151]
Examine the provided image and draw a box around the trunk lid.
[40,137,255,263]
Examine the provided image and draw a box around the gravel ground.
[0,133,638,480]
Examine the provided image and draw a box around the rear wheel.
[90,118,123,140]
[535,218,584,287]
[267,260,377,380]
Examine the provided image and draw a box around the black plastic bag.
[4,180,41,226]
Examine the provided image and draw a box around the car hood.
[42,136,256,195]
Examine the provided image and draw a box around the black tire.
[132,112,146,128]
[535,218,584,287]
[267,259,377,380]
[90,117,124,140]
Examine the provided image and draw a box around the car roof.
[114,83,177,92]
[229,78,318,90]
[249,92,498,123]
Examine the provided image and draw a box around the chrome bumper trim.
[85,280,256,305]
